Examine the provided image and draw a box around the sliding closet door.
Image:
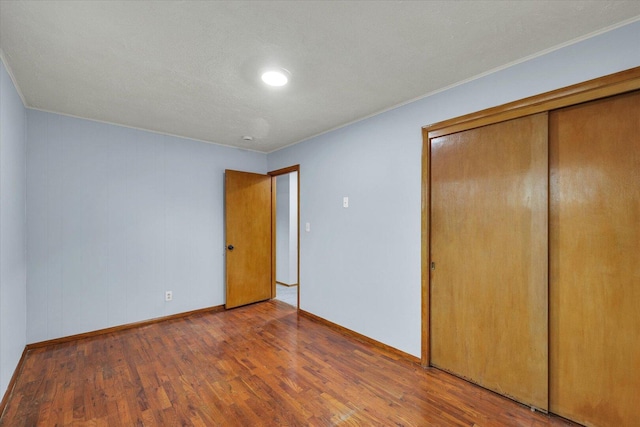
[430,113,548,410]
[549,91,640,426]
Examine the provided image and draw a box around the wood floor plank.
[0,301,576,426]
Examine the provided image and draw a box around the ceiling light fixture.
[242,135,254,142]
[261,69,289,87]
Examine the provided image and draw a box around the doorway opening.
[269,166,300,308]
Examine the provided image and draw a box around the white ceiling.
[1,1,639,153]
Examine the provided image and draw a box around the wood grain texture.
[549,90,640,427]
[0,301,577,426]
[225,170,272,309]
[268,165,301,308]
[425,66,640,139]
[271,173,277,298]
[26,305,225,350]
[422,64,640,427]
[421,127,431,367]
[0,348,28,419]
[430,114,549,410]
[267,165,300,177]
[298,309,421,365]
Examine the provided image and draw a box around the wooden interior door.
[225,170,272,309]
[430,113,549,410]
[549,91,640,426]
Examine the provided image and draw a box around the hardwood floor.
[0,301,577,426]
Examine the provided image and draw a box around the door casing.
[268,165,301,308]
[422,66,640,366]
[421,67,640,423]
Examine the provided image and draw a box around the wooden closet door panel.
[430,113,548,410]
[549,91,640,427]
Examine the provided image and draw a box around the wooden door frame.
[268,165,301,308]
[421,66,640,367]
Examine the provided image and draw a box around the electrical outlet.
[165,291,173,301]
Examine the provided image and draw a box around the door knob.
[227,245,234,251]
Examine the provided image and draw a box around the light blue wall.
[0,59,27,395]
[275,172,299,285]
[267,21,640,357]
[11,18,640,362]
[26,111,267,343]
[288,172,298,283]
[275,174,291,284]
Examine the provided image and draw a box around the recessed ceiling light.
[261,69,289,87]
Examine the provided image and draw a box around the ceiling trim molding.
[424,65,640,138]
[25,106,266,155]
[268,15,640,154]
[0,48,28,107]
